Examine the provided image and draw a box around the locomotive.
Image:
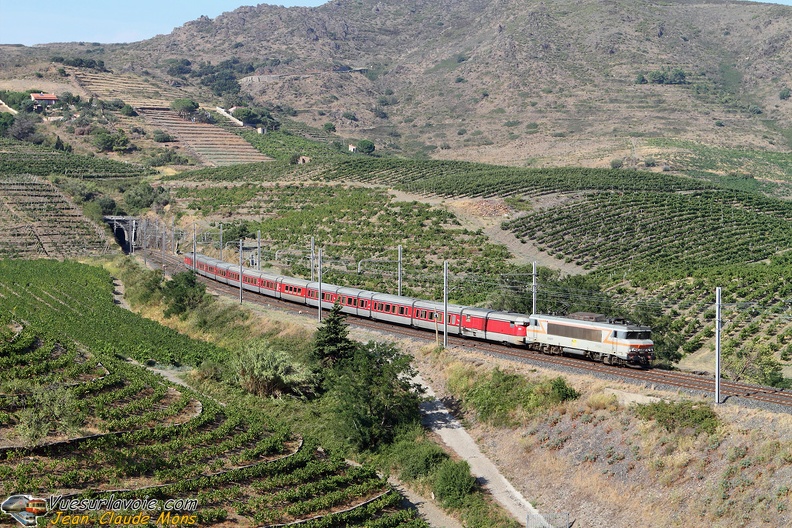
[184,252,654,366]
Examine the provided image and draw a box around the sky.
[1,0,792,47]
[0,1,327,46]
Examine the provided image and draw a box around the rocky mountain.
[6,0,792,166]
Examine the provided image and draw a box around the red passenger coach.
[185,253,654,366]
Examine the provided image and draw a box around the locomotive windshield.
[626,330,651,340]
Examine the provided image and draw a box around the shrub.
[780,88,790,100]
[610,158,624,169]
[634,400,720,435]
[323,122,336,133]
[398,441,449,481]
[433,460,476,508]
[152,129,175,142]
[234,341,315,398]
[120,104,137,116]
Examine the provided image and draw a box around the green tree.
[123,182,169,211]
[780,88,791,100]
[722,340,788,387]
[666,68,687,84]
[329,341,423,450]
[234,341,315,398]
[8,114,37,140]
[161,271,208,317]
[647,70,667,84]
[97,196,118,215]
[170,98,199,118]
[0,112,14,136]
[232,107,259,125]
[323,122,336,133]
[357,139,375,154]
[311,302,357,369]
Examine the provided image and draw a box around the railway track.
[147,250,792,411]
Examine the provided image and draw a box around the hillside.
[73,0,792,166]
[3,1,792,172]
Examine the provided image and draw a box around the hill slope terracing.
[138,108,273,167]
[74,70,272,167]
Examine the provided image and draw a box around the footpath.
[417,374,545,527]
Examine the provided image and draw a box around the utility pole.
[131,219,136,255]
[239,239,243,304]
[715,287,722,405]
[192,224,196,271]
[161,228,166,269]
[443,260,448,348]
[398,244,402,297]
[310,237,315,281]
[257,230,261,272]
[532,261,537,315]
[318,248,323,322]
[219,223,223,261]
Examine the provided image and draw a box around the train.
[184,252,655,366]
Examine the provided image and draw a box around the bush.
[323,122,336,133]
[398,441,449,481]
[634,400,720,436]
[780,88,790,100]
[161,271,208,317]
[234,341,315,398]
[152,129,175,142]
[610,158,624,169]
[433,460,476,508]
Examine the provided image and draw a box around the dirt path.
[388,189,586,275]
[416,373,542,526]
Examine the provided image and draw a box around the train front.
[624,326,654,365]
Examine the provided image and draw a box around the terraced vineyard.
[505,190,792,274]
[72,70,193,109]
[615,257,792,360]
[0,175,108,259]
[316,158,712,196]
[139,108,273,167]
[0,138,152,179]
[0,260,425,527]
[172,182,513,303]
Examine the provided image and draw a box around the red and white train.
[184,252,655,366]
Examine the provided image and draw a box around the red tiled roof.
[31,93,58,101]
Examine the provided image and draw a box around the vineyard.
[162,154,792,372]
[138,108,274,167]
[315,158,713,196]
[173,182,513,303]
[0,175,109,259]
[0,259,426,527]
[504,190,792,274]
[0,138,152,179]
[72,70,193,109]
